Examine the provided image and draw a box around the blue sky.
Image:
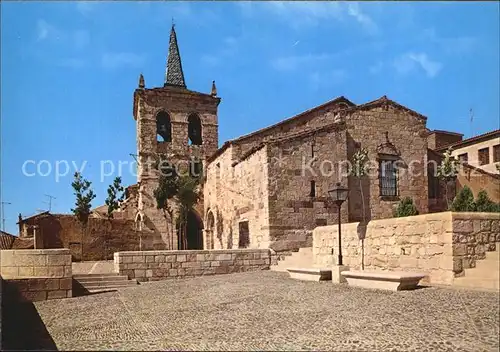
[1,1,499,234]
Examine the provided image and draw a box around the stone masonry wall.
[345,105,429,222]
[266,124,349,252]
[134,86,220,250]
[313,212,500,285]
[114,249,271,282]
[0,249,72,301]
[204,145,271,249]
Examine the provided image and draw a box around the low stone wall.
[0,249,72,301]
[114,249,272,282]
[313,212,500,285]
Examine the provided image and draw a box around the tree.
[350,148,369,224]
[475,189,500,213]
[436,147,460,209]
[153,156,179,250]
[394,197,419,217]
[350,148,369,270]
[450,186,475,212]
[153,156,202,250]
[105,177,125,219]
[70,172,96,260]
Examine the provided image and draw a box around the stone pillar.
[332,264,349,284]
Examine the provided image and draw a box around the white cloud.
[76,1,96,16]
[394,52,443,78]
[35,19,90,50]
[347,3,379,35]
[101,52,146,69]
[271,53,332,71]
[237,1,378,33]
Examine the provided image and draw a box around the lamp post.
[328,182,349,266]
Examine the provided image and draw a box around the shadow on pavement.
[2,281,58,351]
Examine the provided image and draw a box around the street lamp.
[328,182,349,266]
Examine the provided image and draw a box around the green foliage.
[474,190,500,213]
[436,147,460,182]
[394,197,419,217]
[70,172,96,226]
[350,148,369,178]
[450,186,476,212]
[105,177,125,219]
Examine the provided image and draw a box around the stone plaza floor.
[6,271,500,351]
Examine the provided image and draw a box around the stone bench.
[287,268,332,281]
[341,270,426,291]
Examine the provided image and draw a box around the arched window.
[156,111,172,142]
[188,113,202,145]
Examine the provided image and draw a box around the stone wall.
[114,249,272,282]
[134,85,220,250]
[266,124,349,251]
[204,145,271,249]
[0,249,72,301]
[313,212,500,285]
[345,103,429,222]
[20,214,162,261]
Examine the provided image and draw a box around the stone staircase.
[453,243,499,291]
[270,247,316,272]
[73,273,139,294]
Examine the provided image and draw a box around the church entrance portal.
[178,210,203,250]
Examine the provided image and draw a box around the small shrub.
[394,197,419,217]
[450,186,475,212]
[475,190,500,212]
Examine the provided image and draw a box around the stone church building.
[121,25,496,254]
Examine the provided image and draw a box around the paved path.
[27,271,500,350]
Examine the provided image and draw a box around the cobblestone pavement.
[30,271,499,351]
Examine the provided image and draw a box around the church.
[120,25,498,255]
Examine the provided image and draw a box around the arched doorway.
[206,210,215,249]
[178,210,203,250]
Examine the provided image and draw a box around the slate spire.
[164,24,186,88]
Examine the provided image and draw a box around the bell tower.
[132,24,221,249]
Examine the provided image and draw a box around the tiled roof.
[436,129,500,152]
[164,25,186,88]
[0,231,16,249]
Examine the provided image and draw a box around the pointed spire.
[164,23,186,88]
[211,80,217,97]
[138,73,145,89]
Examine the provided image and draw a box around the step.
[298,247,313,254]
[73,275,129,283]
[287,267,332,281]
[474,260,500,272]
[73,273,120,279]
[75,280,137,289]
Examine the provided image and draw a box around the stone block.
[134,269,145,278]
[33,266,49,277]
[132,256,145,263]
[46,266,64,278]
[60,278,72,290]
[146,269,153,278]
[0,250,15,266]
[453,220,473,233]
[332,265,349,284]
[66,289,73,298]
[168,269,178,276]
[23,290,47,302]
[177,254,187,262]
[182,262,202,269]
[28,278,46,291]
[196,254,206,261]
[64,266,72,277]
[145,256,155,263]
[18,266,34,277]
[166,255,176,263]
[210,261,221,267]
[47,254,70,266]
[159,263,171,269]
[47,290,67,300]
[154,255,165,263]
